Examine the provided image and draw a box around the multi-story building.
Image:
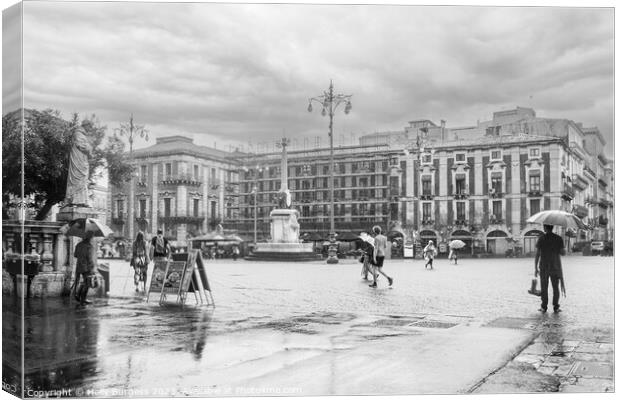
[109,136,241,244]
[110,107,613,255]
[232,144,405,241]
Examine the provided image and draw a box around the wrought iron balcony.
[488,188,503,198]
[158,212,206,224]
[489,215,504,224]
[420,193,434,200]
[111,213,126,225]
[453,191,469,200]
[572,204,588,218]
[561,183,574,201]
[161,173,202,187]
[528,189,543,197]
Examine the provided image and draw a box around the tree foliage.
[2,109,133,220]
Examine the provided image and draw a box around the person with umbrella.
[527,209,585,313]
[534,224,566,313]
[423,240,437,269]
[74,231,98,306]
[448,239,466,265]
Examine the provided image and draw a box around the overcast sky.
[3,1,615,153]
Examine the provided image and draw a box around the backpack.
[153,237,168,256]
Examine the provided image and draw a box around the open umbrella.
[448,239,466,249]
[60,218,113,238]
[526,210,588,230]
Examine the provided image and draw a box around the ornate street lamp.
[243,164,269,245]
[115,114,148,241]
[308,80,352,264]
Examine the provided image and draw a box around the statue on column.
[65,126,92,207]
[277,189,292,209]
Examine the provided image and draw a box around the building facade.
[110,108,613,254]
[109,136,241,244]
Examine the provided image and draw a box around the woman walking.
[423,240,437,269]
[359,232,375,281]
[131,231,150,292]
[74,231,98,306]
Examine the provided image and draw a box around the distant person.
[232,245,240,261]
[150,229,171,260]
[423,240,437,270]
[448,247,458,265]
[534,224,566,313]
[131,231,150,293]
[370,226,393,287]
[74,231,98,306]
[358,232,375,282]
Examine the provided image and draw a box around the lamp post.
[404,122,433,256]
[115,114,148,241]
[243,164,269,245]
[308,80,352,264]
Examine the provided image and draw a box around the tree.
[2,109,133,220]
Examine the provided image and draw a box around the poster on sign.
[170,251,214,306]
[146,259,169,303]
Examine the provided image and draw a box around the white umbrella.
[526,210,589,230]
[448,239,466,249]
[60,218,113,238]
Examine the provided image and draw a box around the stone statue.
[277,189,292,209]
[65,126,91,207]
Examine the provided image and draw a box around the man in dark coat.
[534,224,566,313]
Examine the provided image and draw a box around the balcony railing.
[528,189,543,197]
[161,173,202,187]
[561,183,575,201]
[111,212,126,225]
[489,188,503,198]
[421,219,434,226]
[489,215,504,224]
[454,219,468,226]
[420,193,434,200]
[453,190,469,200]
[158,212,206,224]
[572,205,588,218]
[135,211,152,221]
[136,179,148,187]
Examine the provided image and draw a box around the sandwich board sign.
[170,250,214,306]
[147,259,188,306]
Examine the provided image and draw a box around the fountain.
[245,138,321,261]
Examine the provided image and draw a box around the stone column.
[40,233,54,272]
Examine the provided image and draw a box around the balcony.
[489,215,504,224]
[454,219,468,226]
[572,173,588,190]
[489,188,503,198]
[420,193,434,201]
[572,204,588,218]
[111,212,126,225]
[158,212,206,224]
[135,211,152,222]
[453,191,469,200]
[528,189,543,197]
[421,219,434,226]
[136,179,148,187]
[161,173,202,187]
[561,183,574,201]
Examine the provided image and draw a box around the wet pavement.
[2,255,614,396]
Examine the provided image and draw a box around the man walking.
[369,226,393,288]
[534,224,566,313]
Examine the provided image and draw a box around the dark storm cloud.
[12,2,614,152]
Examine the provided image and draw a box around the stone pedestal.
[246,209,321,262]
[56,205,102,222]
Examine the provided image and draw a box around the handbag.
[87,274,99,289]
[528,277,541,296]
